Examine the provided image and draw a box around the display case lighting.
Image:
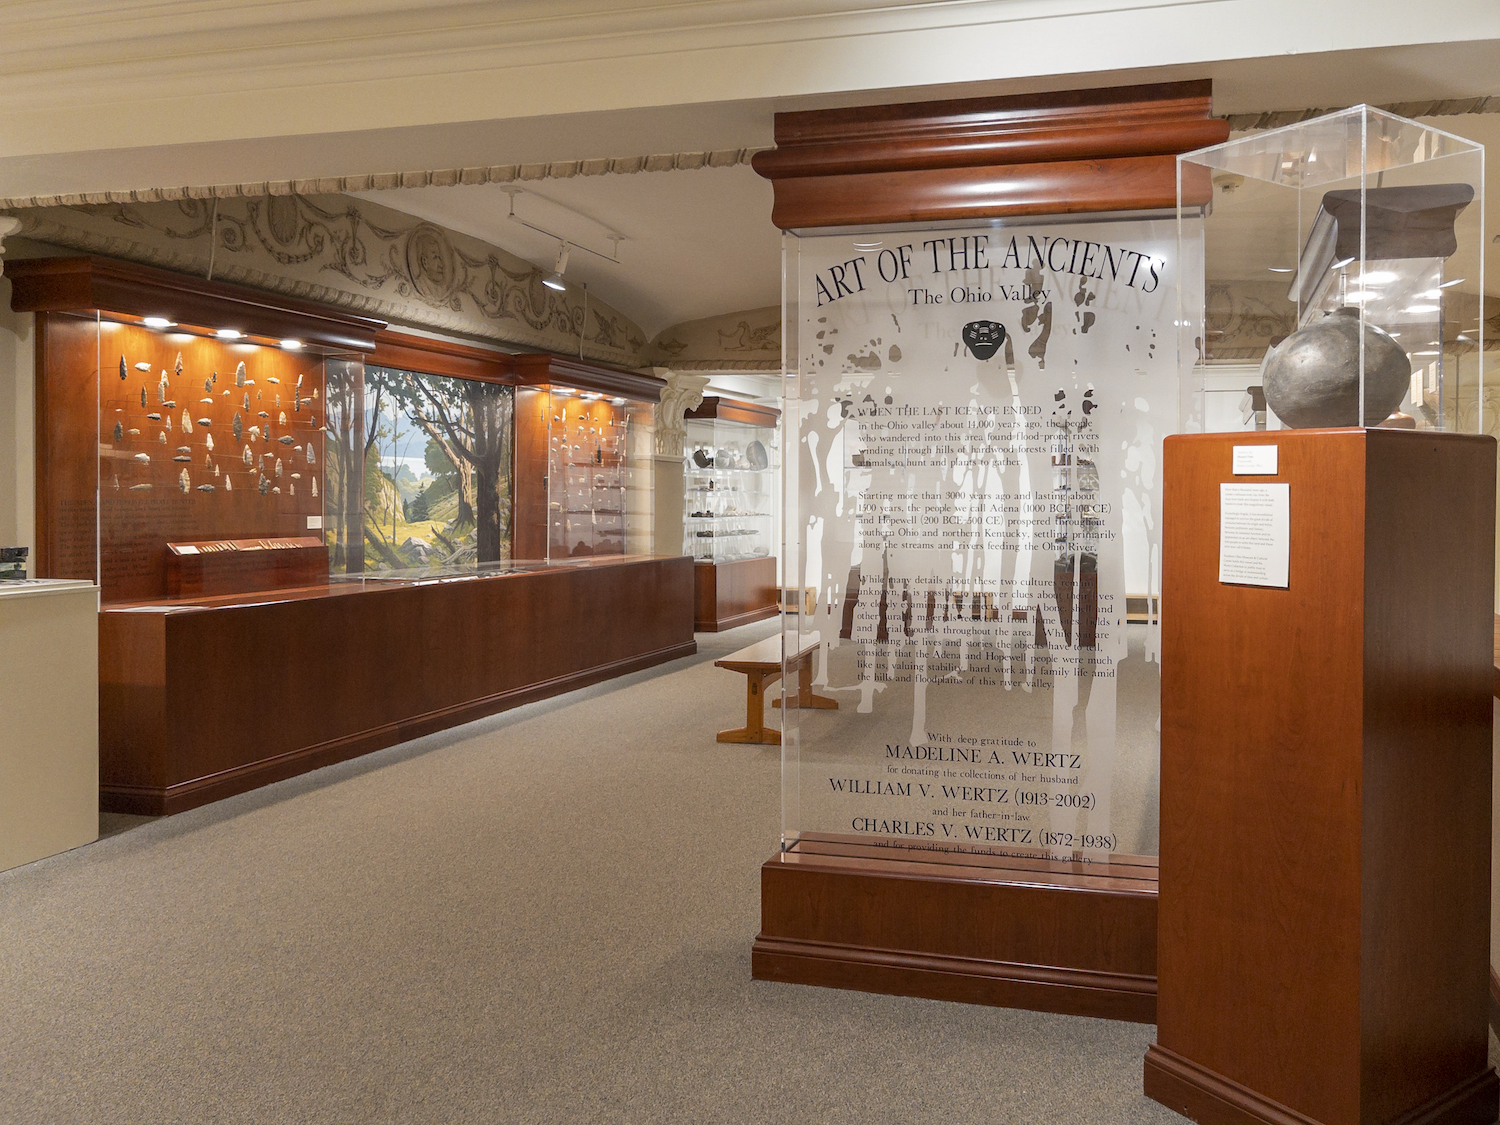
[1405,304,1440,314]
[280,338,303,350]
[142,316,176,329]
[612,398,626,405]
[216,328,243,340]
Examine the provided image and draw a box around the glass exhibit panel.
[544,387,653,559]
[683,416,777,563]
[782,216,1186,863]
[360,366,515,570]
[323,356,366,574]
[1178,106,1485,435]
[97,318,335,601]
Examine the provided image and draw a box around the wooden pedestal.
[694,556,778,631]
[754,841,1159,1021]
[1144,429,1498,1125]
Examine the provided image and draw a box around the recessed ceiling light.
[1331,256,1356,271]
[280,338,303,350]
[1267,267,1295,273]
[216,328,243,340]
[1358,270,1397,285]
[1413,350,1441,356]
[853,241,883,251]
[1439,278,1466,288]
[1405,304,1440,314]
[142,316,175,329]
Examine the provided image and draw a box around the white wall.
[0,278,34,560]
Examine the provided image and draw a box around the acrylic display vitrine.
[1178,105,1485,436]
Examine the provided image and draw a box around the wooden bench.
[713,631,837,744]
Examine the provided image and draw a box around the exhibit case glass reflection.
[1178,106,1486,435]
[683,406,777,563]
[779,215,1190,865]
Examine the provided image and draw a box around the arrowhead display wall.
[782,216,1196,863]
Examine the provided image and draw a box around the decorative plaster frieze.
[1227,96,1500,132]
[0,149,764,211]
[5,193,648,364]
[646,304,780,371]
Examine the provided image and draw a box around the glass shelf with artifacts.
[682,396,781,631]
[682,397,779,564]
[512,355,663,562]
[1178,106,1486,435]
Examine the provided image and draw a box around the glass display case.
[31,307,357,605]
[1177,106,1486,435]
[511,356,658,562]
[682,399,778,563]
[546,389,648,558]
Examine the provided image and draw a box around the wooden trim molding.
[7,255,386,352]
[685,395,781,427]
[754,844,1158,1023]
[511,353,667,402]
[1144,1044,1499,1125]
[369,328,515,384]
[752,80,1227,228]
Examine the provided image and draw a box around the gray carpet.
[0,621,1489,1124]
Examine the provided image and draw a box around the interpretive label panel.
[1232,445,1278,475]
[1218,483,1290,588]
[787,218,1188,861]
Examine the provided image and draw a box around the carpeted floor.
[0,620,1492,1124]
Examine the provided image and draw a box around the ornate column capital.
[652,368,710,457]
[0,215,22,275]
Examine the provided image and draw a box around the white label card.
[1219,483,1290,588]
[1232,445,1278,475]
[306,515,324,530]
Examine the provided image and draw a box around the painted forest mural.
[324,362,514,572]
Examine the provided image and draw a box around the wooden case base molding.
[100,555,695,816]
[100,640,694,816]
[753,841,1158,1023]
[694,556,778,632]
[1144,1045,1500,1125]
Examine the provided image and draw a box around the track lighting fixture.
[543,243,569,291]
